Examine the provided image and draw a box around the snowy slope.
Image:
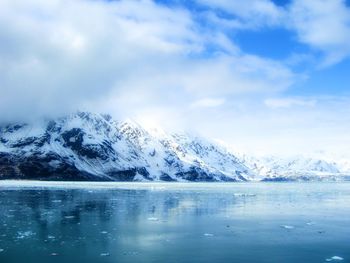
[0,112,252,181]
[1,112,349,182]
[239,154,350,181]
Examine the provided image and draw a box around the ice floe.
[233,193,256,197]
[326,256,344,261]
[280,225,294,229]
[17,231,35,239]
[147,217,159,221]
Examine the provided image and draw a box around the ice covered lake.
[0,181,349,263]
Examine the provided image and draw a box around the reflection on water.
[0,183,350,263]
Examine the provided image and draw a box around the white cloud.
[198,0,350,66]
[190,98,225,108]
[0,0,203,117]
[0,0,295,122]
[264,97,317,109]
[186,96,350,158]
[197,0,285,29]
[288,0,350,66]
[1,0,349,157]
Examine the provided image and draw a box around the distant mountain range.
[239,154,350,182]
[0,112,349,182]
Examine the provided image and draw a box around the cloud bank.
[0,0,295,120]
[0,0,350,157]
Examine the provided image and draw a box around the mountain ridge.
[0,112,252,181]
[0,112,349,182]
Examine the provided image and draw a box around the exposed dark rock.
[11,137,37,148]
[107,169,136,181]
[61,128,115,160]
[136,167,152,180]
[160,173,176,182]
[175,167,217,182]
[0,151,89,180]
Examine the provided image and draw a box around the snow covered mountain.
[0,112,349,182]
[239,154,350,181]
[0,112,252,181]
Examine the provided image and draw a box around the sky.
[0,0,350,158]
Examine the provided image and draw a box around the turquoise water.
[0,182,349,263]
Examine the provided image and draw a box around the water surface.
[0,181,349,263]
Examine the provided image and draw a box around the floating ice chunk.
[123,251,139,256]
[203,233,214,237]
[326,256,344,261]
[48,235,55,239]
[280,225,294,229]
[233,193,256,197]
[17,231,35,239]
[64,216,75,219]
[0,249,4,253]
[147,217,159,221]
[52,200,62,203]
[100,231,108,234]
[306,221,315,226]
[100,253,110,257]
[51,253,59,256]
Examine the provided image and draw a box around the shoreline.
[0,179,348,191]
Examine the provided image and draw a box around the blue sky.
[154,0,350,97]
[0,0,350,157]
